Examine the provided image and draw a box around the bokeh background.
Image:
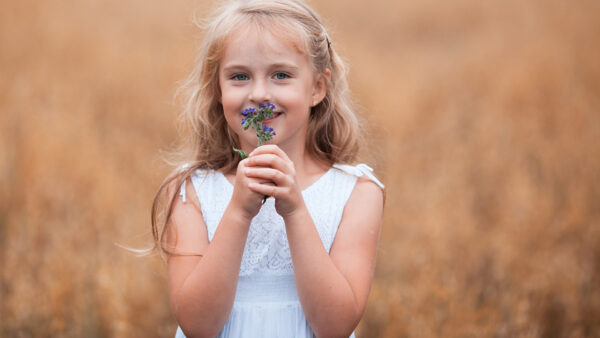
[1,0,599,336]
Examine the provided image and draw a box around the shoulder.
[164,170,209,256]
[346,177,384,218]
[354,176,384,200]
[331,163,385,193]
[333,163,385,228]
[163,166,220,225]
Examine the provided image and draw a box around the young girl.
[151,0,384,337]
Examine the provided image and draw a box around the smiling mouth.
[262,112,283,123]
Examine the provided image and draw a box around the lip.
[262,112,283,124]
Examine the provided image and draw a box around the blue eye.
[273,72,290,80]
[232,74,249,81]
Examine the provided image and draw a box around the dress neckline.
[218,167,335,195]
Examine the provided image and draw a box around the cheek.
[274,86,312,108]
[221,88,245,112]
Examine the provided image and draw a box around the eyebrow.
[221,62,300,73]
[220,65,247,76]
[268,63,300,71]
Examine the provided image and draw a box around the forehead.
[223,17,308,58]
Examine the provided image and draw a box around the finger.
[249,145,291,162]
[246,153,290,173]
[247,181,284,198]
[244,167,291,187]
[237,158,250,171]
[247,176,274,185]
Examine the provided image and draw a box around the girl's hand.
[244,145,304,218]
[230,158,272,220]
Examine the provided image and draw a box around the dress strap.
[332,163,385,189]
[179,180,187,203]
[178,163,191,203]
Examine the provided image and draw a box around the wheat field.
[1,0,599,337]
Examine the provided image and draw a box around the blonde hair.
[151,0,364,255]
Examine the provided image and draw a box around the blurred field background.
[1,0,599,336]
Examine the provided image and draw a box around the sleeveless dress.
[175,163,384,338]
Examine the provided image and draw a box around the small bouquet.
[233,102,277,159]
[233,103,277,203]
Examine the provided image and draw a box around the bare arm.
[283,178,383,338]
[166,161,267,337]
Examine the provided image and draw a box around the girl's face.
[219,26,327,153]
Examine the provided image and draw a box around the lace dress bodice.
[175,164,384,338]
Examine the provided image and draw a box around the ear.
[311,68,331,107]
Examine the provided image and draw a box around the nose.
[248,78,271,104]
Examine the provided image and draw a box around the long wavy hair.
[151,0,364,256]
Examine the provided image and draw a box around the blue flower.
[235,104,276,153]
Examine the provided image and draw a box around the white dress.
[175,164,384,338]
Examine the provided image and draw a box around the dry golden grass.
[1,0,599,337]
